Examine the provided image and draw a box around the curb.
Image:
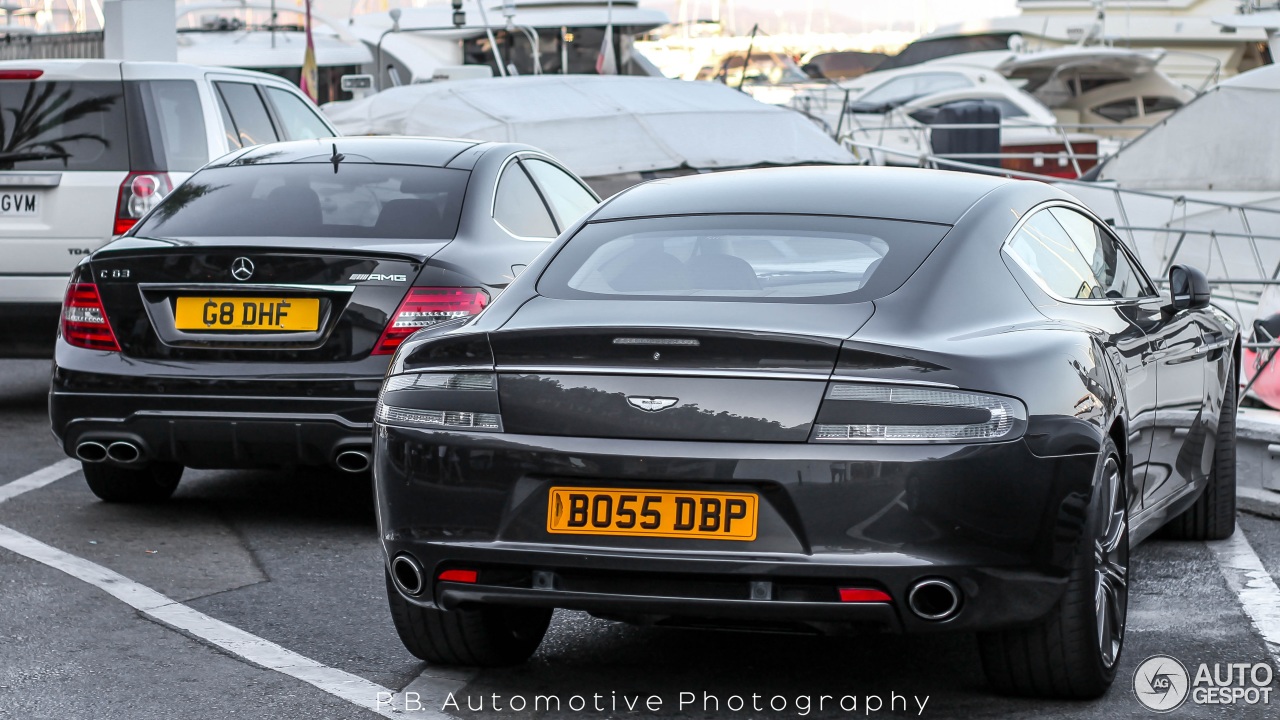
[1240,486,1280,521]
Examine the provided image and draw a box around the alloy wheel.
[1093,456,1128,668]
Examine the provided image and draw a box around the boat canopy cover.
[322,75,854,177]
[1096,63,1280,191]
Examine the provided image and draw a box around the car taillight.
[377,372,503,433]
[0,70,43,80]
[61,282,120,351]
[114,171,173,235]
[810,383,1026,443]
[373,287,488,355]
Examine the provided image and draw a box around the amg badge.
[349,273,408,282]
[626,396,679,413]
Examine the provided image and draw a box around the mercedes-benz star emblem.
[627,396,679,413]
[230,257,255,282]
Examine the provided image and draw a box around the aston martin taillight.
[61,282,121,351]
[376,373,502,432]
[811,384,1026,443]
[373,287,488,355]
[113,171,173,235]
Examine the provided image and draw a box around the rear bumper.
[50,343,387,469]
[0,302,61,358]
[374,425,1100,634]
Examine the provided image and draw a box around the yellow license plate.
[547,487,758,541]
[174,297,320,331]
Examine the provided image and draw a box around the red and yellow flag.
[300,0,319,102]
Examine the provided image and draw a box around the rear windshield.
[133,163,469,240]
[0,80,128,171]
[537,214,949,303]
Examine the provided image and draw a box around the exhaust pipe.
[106,441,142,465]
[907,579,962,621]
[391,554,425,596]
[75,441,108,463]
[335,449,371,474]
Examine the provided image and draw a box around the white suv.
[0,60,338,357]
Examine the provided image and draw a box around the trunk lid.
[491,297,873,441]
[89,237,450,361]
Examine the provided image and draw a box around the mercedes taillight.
[373,287,489,356]
[61,282,121,351]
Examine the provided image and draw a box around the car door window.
[1050,207,1156,299]
[522,159,598,230]
[215,82,279,147]
[264,86,333,140]
[1005,209,1102,299]
[494,161,558,238]
[215,93,241,150]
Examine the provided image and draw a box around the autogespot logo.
[1134,655,1191,712]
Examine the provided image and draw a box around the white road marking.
[1207,530,1280,663]
[0,461,465,717]
[0,458,80,503]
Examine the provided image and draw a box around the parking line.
[0,458,80,503]
[0,462,463,717]
[1207,530,1280,663]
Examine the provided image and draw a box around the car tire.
[978,436,1128,699]
[82,462,183,503]
[385,571,551,666]
[1161,374,1237,541]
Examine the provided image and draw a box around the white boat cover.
[1095,63,1280,191]
[322,75,853,177]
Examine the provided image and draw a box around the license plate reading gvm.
[547,487,758,541]
[0,192,37,216]
[173,297,320,331]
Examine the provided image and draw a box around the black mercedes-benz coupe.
[372,166,1239,699]
[49,136,599,501]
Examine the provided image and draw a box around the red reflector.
[113,217,139,236]
[0,70,43,80]
[437,569,478,584]
[839,588,892,603]
[61,282,121,352]
[373,287,489,355]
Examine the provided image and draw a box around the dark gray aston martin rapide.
[372,166,1239,699]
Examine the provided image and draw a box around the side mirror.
[1166,265,1211,313]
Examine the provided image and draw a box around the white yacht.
[894,0,1271,86]
[176,1,372,102]
[346,0,669,89]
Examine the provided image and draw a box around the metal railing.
[0,30,102,61]
[835,120,1154,180]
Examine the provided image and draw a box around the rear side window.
[523,158,598,229]
[1049,207,1155,299]
[1006,209,1104,299]
[133,163,468,240]
[0,80,128,171]
[264,87,333,140]
[494,161,557,238]
[538,214,949,303]
[215,82,279,147]
[126,80,209,172]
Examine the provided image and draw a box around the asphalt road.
[3,357,1280,719]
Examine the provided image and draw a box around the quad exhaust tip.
[907,578,961,621]
[335,449,371,474]
[106,441,142,464]
[75,441,108,463]
[391,554,425,597]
